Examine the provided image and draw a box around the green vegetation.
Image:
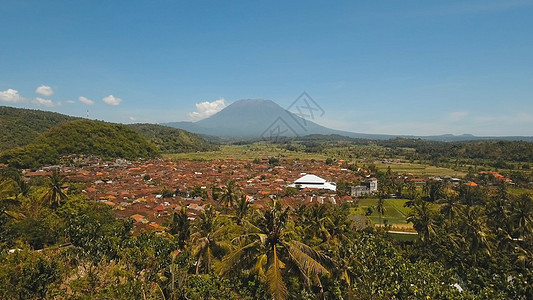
[128,123,219,153]
[354,198,411,226]
[166,143,329,161]
[0,119,159,168]
[0,107,219,169]
[1,168,532,299]
[0,106,78,152]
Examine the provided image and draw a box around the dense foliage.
[128,123,219,153]
[0,120,159,168]
[0,106,78,152]
[273,135,533,168]
[1,168,532,299]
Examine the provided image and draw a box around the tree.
[407,199,436,243]
[169,206,190,249]
[233,195,250,225]
[191,205,231,274]
[459,206,491,263]
[41,170,67,208]
[219,180,240,209]
[436,196,463,222]
[510,194,533,239]
[220,200,333,300]
[375,195,385,227]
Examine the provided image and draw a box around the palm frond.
[286,240,332,276]
[266,246,288,300]
[220,239,260,275]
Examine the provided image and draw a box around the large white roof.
[294,174,326,184]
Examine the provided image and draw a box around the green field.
[352,198,412,227]
[165,143,329,161]
[374,162,466,177]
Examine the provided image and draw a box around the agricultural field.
[165,143,329,161]
[373,161,466,177]
[351,198,413,229]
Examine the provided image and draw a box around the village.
[21,155,511,234]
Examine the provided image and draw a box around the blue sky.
[1,0,532,136]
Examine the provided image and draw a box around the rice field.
[352,198,412,226]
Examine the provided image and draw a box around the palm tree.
[41,170,67,207]
[233,195,250,225]
[436,196,463,222]
[169,205,190,249]
[219,180,239,209]
[510,194,533,239]
[303,204,333,242]
[407,199,436,243]
[459,206,492,263]
[191,204,231,274]
[375,195,386,227]
[220,200,333,300]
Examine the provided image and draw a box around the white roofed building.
[288,174,336,191]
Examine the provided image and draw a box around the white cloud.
[0,89,25,103]
[33,97,58,107]
[65,100,75,104]
[447,111,469,122]
[188,98,227,121]
[35,85,54,97]
[129,116,137,121]
[102,95,122,106]
[79,96,95,105]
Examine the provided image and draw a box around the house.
[350,178,378,197]
[288,174,336,191]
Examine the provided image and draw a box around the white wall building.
[289,174,337,191]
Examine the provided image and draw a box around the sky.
[1,0,532,136]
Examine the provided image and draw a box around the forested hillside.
[128,123,218,153]
[0,106,78,152]
[0,119,159,168]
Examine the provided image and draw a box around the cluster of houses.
[24,158,366,231]
[21,155,515,233]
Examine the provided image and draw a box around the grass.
[387,232,418,242]
[352,198,412,226]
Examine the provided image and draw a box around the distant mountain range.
[162,99,533,142]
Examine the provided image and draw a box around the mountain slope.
[128,123,218,153]
[0,106,218,158]
[0,119,159,168]
[0,106,78,152]
[163,99,404,139]
[163,99,533,141]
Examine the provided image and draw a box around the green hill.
[128,123,218,153]
[0,107,219,168]
[0,106,78,152]
[0,119,159,168]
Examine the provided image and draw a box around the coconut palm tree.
[41,170,67,207]
[436,196,463,222]
[407,199,436,243]
[232,194,250,225]
[220,200,333,300]
[219,180,239,209]
[510,194,533,239]
[459,206,492,263]
[191,204,231,274]
[303,204,333,242]
[169,205,190,249]
[375,195,386,227]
